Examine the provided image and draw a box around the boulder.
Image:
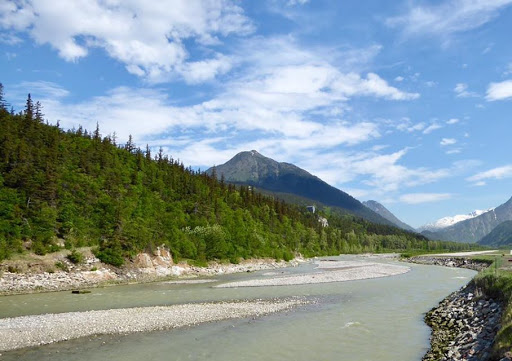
[134,253,154,268]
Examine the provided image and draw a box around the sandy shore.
[215,260,410,288]
[0,298,307,352]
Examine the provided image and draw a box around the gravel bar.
[215,262,410,288]
[0,298,307,351]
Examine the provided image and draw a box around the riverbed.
[0,256,476,361]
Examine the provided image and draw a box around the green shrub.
[93,246,124,267]
[55,261,68,271]
[67,249,84,264]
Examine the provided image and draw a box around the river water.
[0,257,475,361]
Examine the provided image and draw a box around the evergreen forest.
[0,84,481,265]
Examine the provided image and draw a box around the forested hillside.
[0,85,480,264]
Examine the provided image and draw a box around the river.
[0,256,475,361]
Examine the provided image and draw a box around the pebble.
[0,298,308,352]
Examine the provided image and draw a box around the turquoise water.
[0,257,475,361]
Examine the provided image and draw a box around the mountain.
[478,221,512,248]
[418,209,493,232]
[362,200,415,232]
[423,197,512,243]
[208,150,395,226]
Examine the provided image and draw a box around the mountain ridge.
[423,197,512,243]
[208,150,395,226]
[478,220,512,248]
[418,208,494,232]
[363,200,416,232]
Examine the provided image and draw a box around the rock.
[134,253,154,268]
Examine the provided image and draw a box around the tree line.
[0,84,481,265]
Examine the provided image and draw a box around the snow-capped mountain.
[419,209,494,232]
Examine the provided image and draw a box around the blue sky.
[1,0,512,228]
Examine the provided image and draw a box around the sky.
[1,0,512,228]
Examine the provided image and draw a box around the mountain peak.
[363,200,415,232]
[422,195,512,243]
[208,151,396,226]
[418,208,494,232]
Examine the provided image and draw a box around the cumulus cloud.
[386,0,512,38]
[423,123,443,134]
[486,80,512,101]
[446,118,460,125]
[0,0,254,82]
[399,193,452,204]
[454,83,479,98]
[297,147,457,194]
[440,138,457,146]
[467,165,512,185]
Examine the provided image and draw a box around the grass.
[471,254,512,359]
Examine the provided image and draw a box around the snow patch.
[419,208,494,231]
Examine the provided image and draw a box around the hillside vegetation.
[0,86,481,265]
[479,221,512,248]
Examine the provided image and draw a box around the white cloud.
[446,148,462,154]
[0,33,22,44]
[446,118,460,124]
[0,0,254,82]
[27,78,453,195]
[454,83,478,98]
[399,193,452,204]
[300,148,455,193]
[423,123,443,134]
[486,80,512,101]
[16,81,70,99]
[395,76,404,82]
[440,138,457,146]
[482,43,494,54]
[386,0,512,38]
[467,165,512,184]
[178,54,233,84]
[287,0,310,5]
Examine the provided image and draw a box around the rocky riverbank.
[408,254,508,361]
[0,247,305,295]
[423,283,502,361]
[407,256,491,271]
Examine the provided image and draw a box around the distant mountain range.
[422,197,512,243]
[478,220,512,248]
[208,150,395,226]
[418,209,493,232]
[362,200,415,232]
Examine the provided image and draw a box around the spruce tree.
[25,93,34,121]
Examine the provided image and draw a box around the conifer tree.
[93,122,101,141]
[25,93,34,120]
[125,134,135,153]
[145,144,151,161]
[35,101,44,122]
